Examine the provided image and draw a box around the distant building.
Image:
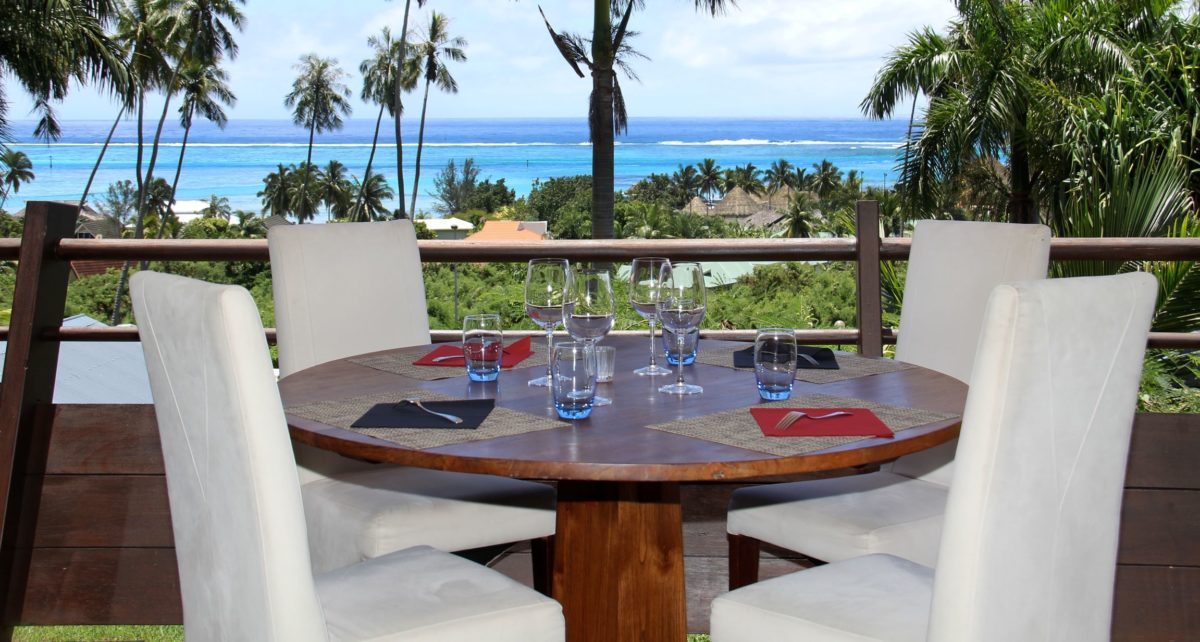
[12,200,115,238]
[419,217,475,240]
[466,220,548,241]
[171,199,211,225]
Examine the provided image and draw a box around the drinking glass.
[655,261,707,395]
[524,258,572,387]
[663,327,699,365]
[462,314,503,382]
[565,268,615,405]
[551,342,597,420]
[629,257,672,376]
[754,327,797,400]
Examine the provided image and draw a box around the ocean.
[4,117,909,216]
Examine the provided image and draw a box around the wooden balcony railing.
[0,201,1197,640]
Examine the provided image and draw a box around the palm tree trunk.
[167,113,193,226]
[134,82,176,271]
[1007,111,1037,225]
[112,93,148,325]
[409,79,432,217]
[297,122,316,223]
[80,104,126,207]
[590,0,616,240]
[355,102,386,220]
[393,0,416,219]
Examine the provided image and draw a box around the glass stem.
[676,335,686,386]
[545,326,554,380]
[648,318,659,367]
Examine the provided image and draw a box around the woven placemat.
[693,344,915,384]
[349,340,551,381]
[646,393,959,457]
[286,391,564,450]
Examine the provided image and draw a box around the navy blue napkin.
[351,399,494,429]
[733,345,840,370]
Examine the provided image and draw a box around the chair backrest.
[269,219,431,378]
[889,220,1051,483]
[928,272,1156,642]
[132,271,328,642]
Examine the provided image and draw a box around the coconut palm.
[258,164,293,217]
[407,12,467,216]
[671,164,701,203]
[537,0,733,240]
[723,163,765,196]
[810,159,842,198]
[384,0,428,218]
[320,160,353,220]
[0,150,35,211]
[0,0,126,143]
[697,158,722,203]
[358,26,418,217]
[764,158,793,209]
[289,163,324,224]
[285,54,352,220]
[347,174,396,222]
[166,61,235,221]
[200,194,232,220]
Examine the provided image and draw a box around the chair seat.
[317,545,564,642]
[302,466,557,573]
[727,472,947,566]
[711,554,932,642]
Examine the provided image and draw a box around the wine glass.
[655,261,707,395]
[566,268,615,405]
[629,257,673,376]
[524,258,572,387]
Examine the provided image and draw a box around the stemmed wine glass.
[566,268,615,405]
[629,257,672,376]
[524,258,572,387]
[655,261,707,395]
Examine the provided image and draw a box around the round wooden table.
[281,336,966,642]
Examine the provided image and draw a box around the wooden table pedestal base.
[553,481,687,642]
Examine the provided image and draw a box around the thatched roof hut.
[711,187,764,218]
[682,196,710,214]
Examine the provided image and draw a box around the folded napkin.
[733,345,839,370]
[750,407,894,438]
[412,336,534,368]
[351,399,495,429]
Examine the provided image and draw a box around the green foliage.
[13,625,183,642]
[0,212,24,237]
[65,269,131,324]
[468,178,516,213]
[432,158,480,215]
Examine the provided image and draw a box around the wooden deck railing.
[0,201,1197,640]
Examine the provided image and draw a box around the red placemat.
[412,336,534,368]
[750,407,895,438]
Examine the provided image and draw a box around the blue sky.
[6,0,959,122]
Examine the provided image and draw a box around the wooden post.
[855,200,883,357]
[0,203,78,640]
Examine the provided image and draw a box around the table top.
[280,335,966,482]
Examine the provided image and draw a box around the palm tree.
[284,54,352,221]
[385,0,428,218]
[358,27,418,217]
[671,164,701,204]
[289,163,324,224]
[0,150,35,211]
[697,158,722,204]
[810,159,842,198]
[258,164,292,217]
[347,174,395,222]
[538,0,733,240]
[0,0,126,143]
[320,160,352,219]
[166,61,235,222]
[136,0,246,239]
[764,158,793,209]
[723,163,764,196]
[407,12,467,216]
[200,194,232,220]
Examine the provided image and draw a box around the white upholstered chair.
[268,219,556,578]
[711,272,1156,641]
[131,271,565,642]
[726,221,1051,580]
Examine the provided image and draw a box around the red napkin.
[751,408,894,438]
[412,336,534,369]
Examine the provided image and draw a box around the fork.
[430,354,464,363]
[398,398,464,424]
[774,410,853,430]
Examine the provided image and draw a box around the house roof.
[12,200,104,221]
[681,196,710,214]
[420,217,475,232]
[742,210,787,228]
[0,314,151,404]
[71,259,124,279]
[465,220,548,241]
[710,187,764,217]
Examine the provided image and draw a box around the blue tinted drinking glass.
[463,314,503,382]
